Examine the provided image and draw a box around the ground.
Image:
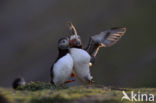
[0,82,156,103]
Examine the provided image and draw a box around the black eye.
[62,40,65,43]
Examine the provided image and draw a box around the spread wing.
[66,22,126,65]
[86,27,126,63]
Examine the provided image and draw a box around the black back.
[72,45,82,49]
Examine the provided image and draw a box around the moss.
[16,81,67,91]
[0,82,156,103]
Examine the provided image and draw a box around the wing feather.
[86,27,126,62]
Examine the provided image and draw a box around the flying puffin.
[67,22,126,84]
[50,37,74,86]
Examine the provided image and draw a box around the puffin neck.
[72,45,82,49]
[56,48,69,61]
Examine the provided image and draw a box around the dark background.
[0,0,156,87]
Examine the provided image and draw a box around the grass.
[0,82,156,103]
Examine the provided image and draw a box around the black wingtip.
[120,27,126,33]
[110,27,120,30]
[111,27,126,32]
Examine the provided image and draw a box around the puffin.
[50,37,74,86]
[67,23,93,84]
[67,22,126,84]
[12,78,26,89]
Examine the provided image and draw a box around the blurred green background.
[0,0,156,87]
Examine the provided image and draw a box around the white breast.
[70,48,91,63]
[70,48,92,82]
[53,53,73,85]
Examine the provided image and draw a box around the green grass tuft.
[16,81,67,91]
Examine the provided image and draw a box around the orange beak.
[70,39,76,46]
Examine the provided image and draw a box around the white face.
[58,38,70,49]
[70,35,82,47]
[19,80,26,85]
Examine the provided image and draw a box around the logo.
[121,91,154,102]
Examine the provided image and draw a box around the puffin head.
[58,37,70,49]
[67,22,82,48]
[69,35,82,48]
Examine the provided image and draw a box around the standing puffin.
[67,23,93,84]
[70,42,93,84]
[67,22,126,84]
[50,37,73,86]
